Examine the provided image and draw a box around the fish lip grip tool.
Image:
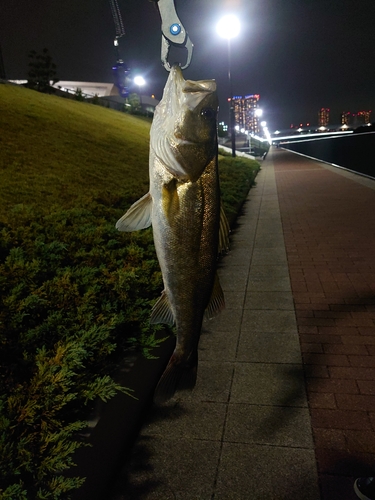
[156,0,194,71]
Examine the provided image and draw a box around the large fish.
[116,65,229,403]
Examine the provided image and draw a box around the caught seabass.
[116,65,229,403]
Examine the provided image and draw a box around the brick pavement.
[273,148,375,500]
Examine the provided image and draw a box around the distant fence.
[282,131,375,178]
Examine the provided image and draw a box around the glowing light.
[216,14,240,39]
[260,121,267,127]
[273,130,353,142]
[134,76,146,86]
[255,108,263,117]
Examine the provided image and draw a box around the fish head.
[151,65,219,182]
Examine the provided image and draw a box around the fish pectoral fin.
[205,272,225,320]
[150,291,175,325]
[116,192,152,232]
[219,203,230,254]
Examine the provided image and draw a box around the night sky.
[1,0,375,130]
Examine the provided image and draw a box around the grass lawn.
[0,84,151,216]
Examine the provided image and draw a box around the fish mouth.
[170,64,216,95]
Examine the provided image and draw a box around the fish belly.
[151,155,220,402]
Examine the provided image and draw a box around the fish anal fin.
[219,203,230,253]
[150,291,175,325]
[116,192,152,232]
[153,351,198,405]
[205,272,225,320]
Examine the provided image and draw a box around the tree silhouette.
[27,48,58,93]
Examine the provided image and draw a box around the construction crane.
[109,0,130,97]
[109,0,193,95]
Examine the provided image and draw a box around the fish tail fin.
[153,351,198,405]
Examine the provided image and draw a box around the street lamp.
[134,75,146,110]
[216,14,240,157]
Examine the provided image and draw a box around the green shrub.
[0,201,166,498]
[219,156,260,226]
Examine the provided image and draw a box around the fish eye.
[200,108,215,119]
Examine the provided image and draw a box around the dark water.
[282,131,375,178]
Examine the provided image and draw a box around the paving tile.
[204,306,242,333]
[218,266,249,291]
[244,291,294,310]
[230,362,308,407]
[312,428,346,450]
[241,309,298,333]
[199,328,238,362]
[220,289,246,310]
[229,228,257,244]
[220,248,253,267]
[141,401,227,441]
[310,408,372,430]
[250,246,288,265]
[184,360,233,403]
[236,331,302,364]
[215,443,320,500]
[224,403,313,448]
[248,265,290,279]
[246,275,292,292]
[254,232,286,247]
[117,437,220,500]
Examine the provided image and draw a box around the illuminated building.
[357,110,372,124]
[318,108,330,127]
[233,96,245,129]
[340,110,372,127]
[341,111,351,125]
[232,94,261,134]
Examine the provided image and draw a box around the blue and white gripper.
[170,23,181,35]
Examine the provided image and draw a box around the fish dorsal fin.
[205,273,225,320]
[116,192,152,232]
[150,291,175,325]
[219,204,230,254]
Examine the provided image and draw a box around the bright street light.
[216,14,240,39]
[134,76,145,87]
[216,14,240,157]
[134,76,146,109]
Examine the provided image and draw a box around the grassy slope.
[0,84,151,217]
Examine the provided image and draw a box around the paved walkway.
[111,148,375,500]
[274,148,375,499]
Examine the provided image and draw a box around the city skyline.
[1,1,375,130]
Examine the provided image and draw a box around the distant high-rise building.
[340,110,372,127]
[318,108,330,127]
[340,111,351,125]
[357,110,372,125]
[232,94,261,134]
[233,96,245,129]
